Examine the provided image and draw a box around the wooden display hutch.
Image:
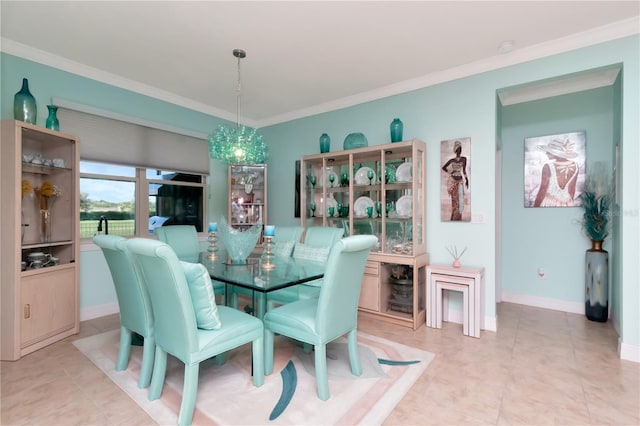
[300,139,428,329]
[228,164,267,242]
[1,121,80,360]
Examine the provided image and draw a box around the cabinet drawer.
[21,267,76,348]
[364,260,379,276]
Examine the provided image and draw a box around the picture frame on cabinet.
[440,137,471,222]
[523,131,586,208]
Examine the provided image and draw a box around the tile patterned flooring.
[1,302,638,425]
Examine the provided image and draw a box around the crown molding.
[2,16,637,128]
[0,38,252,127]
[258,17,638,127]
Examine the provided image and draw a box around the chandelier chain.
[236,53,242,128]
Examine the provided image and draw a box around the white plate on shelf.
[396,195,412,217]
[355,167,376,185]
[353,196,375,218]
[395,162,412,182]
[325,170,339,188]
[316,196,338,217]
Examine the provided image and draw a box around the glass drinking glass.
[385,202,391,217]
[340,172,348,187]
[367,169,374,185]
[366,206,374,218]
[328,206,335,217]
[310,202,316,217]
[329,173,335,188]
[376,202,382,217]
[310,175,317,188]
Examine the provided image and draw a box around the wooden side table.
[426,264,485,338]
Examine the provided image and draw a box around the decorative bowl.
[218,216,262,263]
[343,133,368,150]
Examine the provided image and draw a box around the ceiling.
[1,1,638,128]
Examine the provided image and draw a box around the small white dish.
[353,196,375,217]
[52,158,65,168]
[395,162,412,182]
[396,195,412,217]
[355,167,376,185]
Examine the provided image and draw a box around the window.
[80,161,206,239]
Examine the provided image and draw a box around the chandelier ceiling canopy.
[208,49,267,165]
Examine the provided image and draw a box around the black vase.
[585,240,608,322]
[14,78,37,124]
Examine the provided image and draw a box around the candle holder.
[261,236,276,270]
[207,231,219,259]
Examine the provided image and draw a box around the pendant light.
[208,49,267,165]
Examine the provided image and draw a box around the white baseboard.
[501,292,584,314]
[80,302,119,321]
[619,339,640,363]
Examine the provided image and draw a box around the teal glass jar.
[45,105,60,131]
[319,133,330,153]
[390,118,403,142]
[14,78,37,124]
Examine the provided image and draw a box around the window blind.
[57,108,210,174]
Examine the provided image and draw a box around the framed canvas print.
[524,131,586,208]
[440,137,471,222]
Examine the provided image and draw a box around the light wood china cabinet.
[300,139,428,329]
[1,121,80,360]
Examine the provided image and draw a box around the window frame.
[80,161,208,241]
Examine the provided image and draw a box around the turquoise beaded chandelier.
[208,49,267,165]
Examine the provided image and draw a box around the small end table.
[426,264,485,338]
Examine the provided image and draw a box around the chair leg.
[178,363,199,426]
[347,329,362,376]
[264,329,274,375]
[314,344,330,401]
[137,335,155,388]
[148,347,167,401]
[116,326,132,371]
[252,335,265,387]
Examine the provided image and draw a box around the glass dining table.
[199,252,325,319]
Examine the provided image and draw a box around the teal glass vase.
[319,133,331,153]
[390,118,403,142]
[45,105,60,131]
[14,78,37,124]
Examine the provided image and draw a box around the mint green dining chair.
[303,226,344,247]
[155,225,201,262]
[263,235,377,401]
[126,238,264,426]
[156,224,225,300]
[93,235,155,389]
[267,226,344,309]
[273,225,304,245]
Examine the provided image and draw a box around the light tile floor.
[1,302,638,425]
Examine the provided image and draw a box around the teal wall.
[501,87,616,308]
[2,34,638,350]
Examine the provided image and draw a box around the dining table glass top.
[199,252,325,293]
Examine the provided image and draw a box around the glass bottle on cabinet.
[1,120,80,360]
[300,140,427,329]
[228,164,267,241]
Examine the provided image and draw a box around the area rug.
[73,329,434,425]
